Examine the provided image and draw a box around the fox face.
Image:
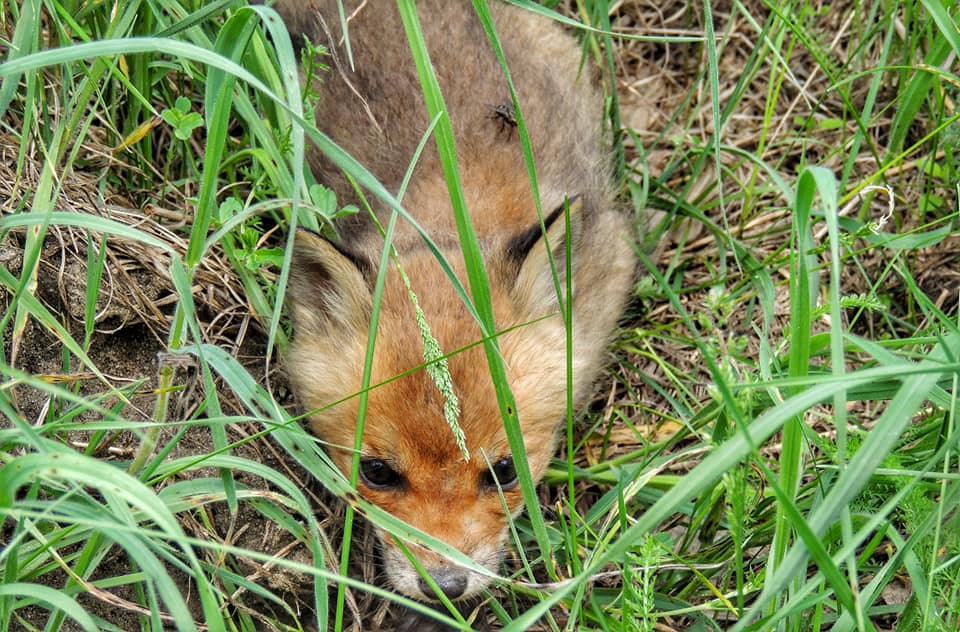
[286,201,586,601]
[278,0,636,604]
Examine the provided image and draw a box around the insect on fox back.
[278,0,637,602]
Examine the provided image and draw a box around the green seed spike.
[396,263,467,462]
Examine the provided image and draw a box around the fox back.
[279,0,636,602]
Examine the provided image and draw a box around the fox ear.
[508,196,584,316]
[287,229,372,336]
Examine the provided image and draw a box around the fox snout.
[419,567,469,601]
[417,566,468,602]
[380,537,502,602]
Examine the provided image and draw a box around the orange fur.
[280,0,636,601]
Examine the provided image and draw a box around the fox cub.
[279,0,636,602]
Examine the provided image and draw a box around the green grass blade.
[396,0,555,580]
[0,583,99,632]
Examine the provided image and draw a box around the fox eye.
[482,457,518,491]
[359,458,403,489]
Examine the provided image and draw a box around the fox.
[278,0,637,603]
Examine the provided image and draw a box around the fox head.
[285,199,591,601]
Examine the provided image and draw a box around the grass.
[1,0,959,630]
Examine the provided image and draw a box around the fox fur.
[278,0,636,602]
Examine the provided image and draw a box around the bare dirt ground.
[3,0,948,629]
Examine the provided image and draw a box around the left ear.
[507,195,584,316]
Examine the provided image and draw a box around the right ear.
[507,196,585,317]
[287,229,372,336]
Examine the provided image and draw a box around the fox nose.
[417,568,468,601]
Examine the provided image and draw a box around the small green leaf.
[217,197,243,225]
[309,183,337,214]
[174,94,191,113]
[173,112,203,140]
[161,97,204,140]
